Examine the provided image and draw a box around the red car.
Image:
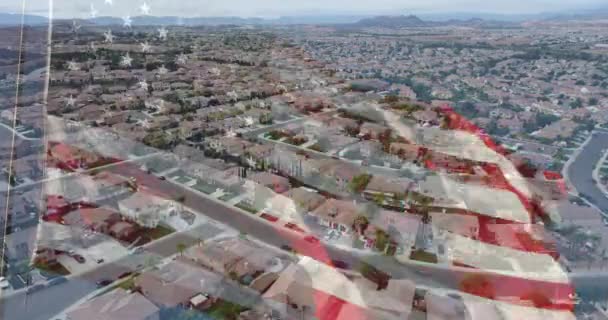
[304,236,320,244]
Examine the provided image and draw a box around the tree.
[375,229,390,253]
[570,98,583,109]
[176,243,186,256]
[143,131,173,150]
[373,193,386,206]
[348,174,372,193]
[352,215,369,235]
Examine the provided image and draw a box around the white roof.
[441,232,568,283]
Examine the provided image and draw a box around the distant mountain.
[354,15,428,28]
[88,15,265,26]
[351,15,520,29]
[0,13,47,26]
[89,15,366,26]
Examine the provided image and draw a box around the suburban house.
[311,159,362,190]
[411,109,439,126]
[364,210,421,255]
[389,143,422,162]
[118,193,176,228]
[109,221,138,241]
[310,199,359,235]
[135,260,217,309]
[205,137,253,157]
[359,122,389,139]
[430,212,480,241]
[284,187,326,213]
[263,257,415,320]
[185,238,280,281]
[247,171,291,194]
[244,144,274,167]
[66,288,159,320]
[363,176,413,203]
[62,207,121,234]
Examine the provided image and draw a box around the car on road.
[304,236,320,244]
[130,247,144,255]
[48,276,67,286]
[26,284,46,294]
[0,276,10,289]
[96,279,113,288]
[96,258,105,264]
[331,260,349,269]
[118,271,133,279]
[280,244,293,252]
[72,254,85,263]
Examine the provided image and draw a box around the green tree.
[375,229,390,253]
[352,215,369,234]
[176,242,187,256]
[348,174,372,193]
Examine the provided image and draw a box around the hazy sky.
[3,0,606,18]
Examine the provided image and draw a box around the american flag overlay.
[1,1,607,320]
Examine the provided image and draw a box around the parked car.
[130,247,145,255]
[96,279,113,288]
[331,260,349,269]
[72,254,85,263]
[48,276,67,286]
[0,277,10,289]
[118,271,133,279]
[280,245,293,252]
[304,236,320,244]
[96,258,105,264]
[26,284,45,294]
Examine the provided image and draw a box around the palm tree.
[352,215,369,235]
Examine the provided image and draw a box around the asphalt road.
[0,222,224,320]
[567,131,608,215]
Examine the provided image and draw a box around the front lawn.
[207,300,246,320]
[34,260,70,276]
[147,225,175,240]
[235,201,258,214]
[117,277,137,291]
[410,249,438,264]
[193,181,218,194]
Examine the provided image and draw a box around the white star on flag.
[140,41,151,53]
[157,27,168,40]
[227,90,238,101]
[103,29,114,43]
[209,67,221,76]
[157,65,168,75]
[123,16,132,28]
[104,0,113,5]
[71,20,81,33]
[90,3,98,18]
[176,53,188,64]
[140,2,151,15]
[243,116,255,126]
[246,157,257,168]
[225,128,237,138]
[66,95,76,107]
[66,59,80,71]
[138,80,149,91]
[120,53,133,67]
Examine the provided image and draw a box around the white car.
[130,247,145,255]
[0,277,10,289]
